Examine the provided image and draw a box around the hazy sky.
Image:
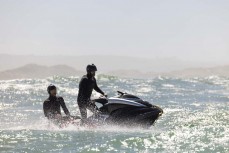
[0,0,229,63]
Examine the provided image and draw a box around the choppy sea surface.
[0,75,228,153]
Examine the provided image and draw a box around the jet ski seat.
[92,98,108,106]
[119,93,153,107]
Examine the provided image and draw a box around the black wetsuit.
[77,74,104,120]
[43,96,70,119]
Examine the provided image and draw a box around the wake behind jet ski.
[86,91,163,128]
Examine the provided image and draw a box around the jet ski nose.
[159,111,163,116]
[152,105,163,116]
[159,107,163,115]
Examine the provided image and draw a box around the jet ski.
[86,91,163,128]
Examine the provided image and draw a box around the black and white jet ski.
[87,91,163,128]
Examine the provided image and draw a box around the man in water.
[43,84,70,120]
[77,64,106,122]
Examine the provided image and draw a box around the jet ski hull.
[104,105,162,127]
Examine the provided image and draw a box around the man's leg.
[78,101,87,121]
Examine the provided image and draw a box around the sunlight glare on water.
[0,75,228,152]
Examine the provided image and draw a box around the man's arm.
[79,78,87,94]
[43,101,50,118]
[94,78,104,95]
[59,97,70,116]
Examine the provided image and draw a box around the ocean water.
[0,75,228,153]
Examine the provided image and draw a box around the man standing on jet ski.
[77,64,106,122]
[43,84,70,120]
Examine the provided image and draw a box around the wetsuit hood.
[47,84,56,94]
[86,64,97,73]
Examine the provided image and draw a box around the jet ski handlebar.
[99,94,108,99]
[117,91,125,96]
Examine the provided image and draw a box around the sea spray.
[0,76,228,152]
